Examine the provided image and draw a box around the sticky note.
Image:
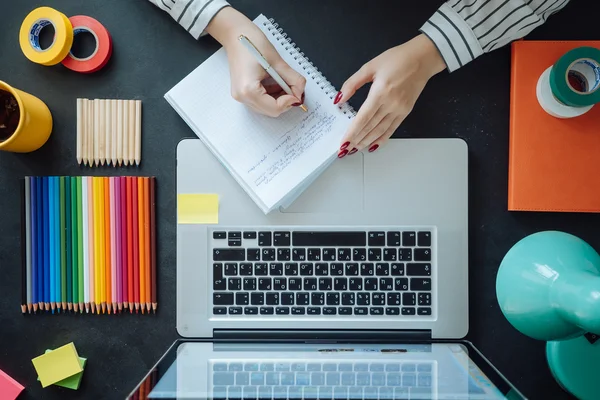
[37,350,86,390]
[0,369,24,400]
[31,343,83,388]
[177,194,219,224]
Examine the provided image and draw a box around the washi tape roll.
[62,16,113,73]
[537,66,593,119]
[550,47,600,107]
[19,7,74,66]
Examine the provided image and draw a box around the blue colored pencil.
[55,177,61,312]
[66,177,72,311]
[43,177,50,311]
[37,177,44,310]
[31,177,37,311]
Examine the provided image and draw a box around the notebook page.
[165,15,353,211]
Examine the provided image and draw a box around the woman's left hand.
[335,34,446,157]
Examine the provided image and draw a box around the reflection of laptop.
[176,138,468,339]
[127,341,526,399]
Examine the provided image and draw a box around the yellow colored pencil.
[94,177,102,312]
[138,177,146,314]
[98,177,106,314]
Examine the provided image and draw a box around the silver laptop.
[176,137,468,339]
[126,340,526,399]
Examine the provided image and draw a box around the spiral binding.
[264,18,357,119]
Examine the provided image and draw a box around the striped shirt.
[147,0,570,72]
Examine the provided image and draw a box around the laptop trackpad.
[281,154,364,214]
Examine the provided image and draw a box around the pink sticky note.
[0,368,24,400]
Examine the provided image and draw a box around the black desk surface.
[1,1,598,399]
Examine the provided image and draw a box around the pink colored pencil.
[87,177,95,314]
[132,177,140,312]
[110,177,117,313]
[121,177,129,310]
[115,177,122,311]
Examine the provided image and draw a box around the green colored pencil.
[60,177,66,311]
[77,177,84,312]
[71,177,78,312]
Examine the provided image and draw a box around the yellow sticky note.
[178,194,219,224]
[31,343,83,388]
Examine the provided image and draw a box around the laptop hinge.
[214,329,432,343]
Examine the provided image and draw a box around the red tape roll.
[62,16,112,73]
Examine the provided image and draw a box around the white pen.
[239,34,308,112]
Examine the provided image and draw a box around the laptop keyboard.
[211,228,434,317]
[211,361,433,399]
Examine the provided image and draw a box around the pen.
[239,34,308,112]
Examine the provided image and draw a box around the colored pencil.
[132,177,140,312]
[95,177,103,313]
[92,177,99,313]
[66,177,73,311]
[144,178,151,312]
[110,178,117,312]
[59,177,66,311]
[138,177,146,313]
[49,178,56,312]
[70,177,78,312]
[36,177,44,311]
[150,178,157,312]
[21,179,27,314]
[82,177,90,312]
[121,177,129,311]
[77,177,84,312]
[31,178,37,312]
[25,177,32,313]
[127,177,134,312]
[33,178,41,312]
[104,177,112,314]
[43,178,50,311]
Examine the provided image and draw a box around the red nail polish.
[301,93,305,102]
[333,91,343,105]
[348,148,358,155]
[340,141,350,151]
[292,103,301,107]
[338,149,348,158]
[368,144,379,152]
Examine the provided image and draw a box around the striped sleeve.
[420,0,571,72]
[146,0,230,39]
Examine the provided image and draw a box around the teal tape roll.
[550,47,600,107]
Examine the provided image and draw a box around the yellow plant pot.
[0,81,52,152]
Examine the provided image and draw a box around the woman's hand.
[206,7,306,117]
[335,34,446,157]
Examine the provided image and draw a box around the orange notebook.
[509,40,600,213]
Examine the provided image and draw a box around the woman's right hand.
[206,7,306,117]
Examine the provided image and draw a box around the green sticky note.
[37,349,86,390]
[177,194,219,224]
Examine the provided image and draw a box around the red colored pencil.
[144,178,151,312]
[127,177,134,313]
[132,177,140,313]
[121,177,128,311]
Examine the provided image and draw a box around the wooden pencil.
[104,177,112,314]
[123,102,129,166]
[21,179,27,314]
[144,178,151,312]
[104,99,111,166]
[127,177,134,313]
[138,177,146,313]
[132,177,140,312]
[111,100,118,166]
[76,99,83,165]
[59,177,66,311]
[65,177,73,311]
[94,100,100,166]
[150,177,157,313]
[134,100,142,166]
[117,100,124,166]
[128,101,135,166]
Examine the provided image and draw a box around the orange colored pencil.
[104,177,112,314]
[127,177,134,313]
[144,178,151,312]
[138,177,146,314]
[98,177,106,314]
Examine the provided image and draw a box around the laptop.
[176,138,468,339]
[126,138,526,399]
[126,340,526,399]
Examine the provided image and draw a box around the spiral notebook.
[165,14,356,214]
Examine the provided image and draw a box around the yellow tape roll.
[19,7,74,66]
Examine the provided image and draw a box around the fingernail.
[340,141,350,151]
[333,91,343,105]
[348,148,358,155]
[368,144,379,152]
[338,149,348,158]
[292,103,301,107]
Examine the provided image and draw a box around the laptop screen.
[127,340,525,399]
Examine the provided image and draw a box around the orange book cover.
[509,40,600,212]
